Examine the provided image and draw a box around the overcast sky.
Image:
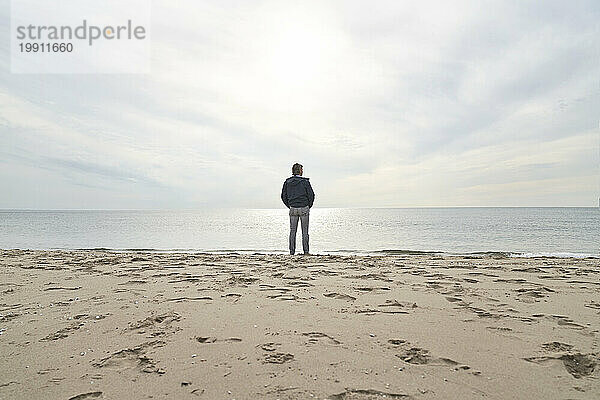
[1,0,598,209]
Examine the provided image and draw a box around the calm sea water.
[0,208,597,257]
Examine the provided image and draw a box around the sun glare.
[241,5,345,112]
[265,26,328,89]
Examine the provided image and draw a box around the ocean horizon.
[1,207,597,257]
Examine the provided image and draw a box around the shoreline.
[1,250,598,399]
[1,247,598,259]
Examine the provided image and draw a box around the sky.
[1,0,598,209]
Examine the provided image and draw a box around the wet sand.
[0,250,598,399]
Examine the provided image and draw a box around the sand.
[0,250,598,399]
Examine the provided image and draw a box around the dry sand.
[0,250,598,399]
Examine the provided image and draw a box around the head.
[292,163,303,176]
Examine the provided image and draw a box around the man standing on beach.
[281,163,315,255]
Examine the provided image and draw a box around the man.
[281,163,315,255]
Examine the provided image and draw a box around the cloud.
[0,0,598,208]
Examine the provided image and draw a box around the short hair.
[292,163,303,175]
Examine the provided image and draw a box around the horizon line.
[0,205,598,212]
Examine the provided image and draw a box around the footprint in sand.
[258,342,280,352]
[390,340,471,370]
[445,296,468,306]
[327,389,409,399]
[353,286,391,293]
[92,340,166,374]
[255,342,294,363]
[68,392,103,400]
[131,257,150,262]
[267,293,303,301]
[584,301,600,310]
[168,276,202,284]
[119,280,147,285]
[348,273,393,282]
[379,300,417,309]
[524,353,597,378]
[40,322,85,341]
[226,275,260,286]
[128,311,180,332]
[166,296,212,302]
[541,342,574,352]
[302,332,342,345]
[259,285,291,291]
[285,280,313,288]
[195,336,218,343]
[514,287,555,302]
[546,315,585,330]
[315,269,341,277]
[388,339,407,345]
[195,336,242,344]
[263,352,294,364]
[493,278,528,284]
[323,292,356,301]
[397,347,431,364]
[221,293,242,302]
[43,286,81,291]
[486,326,513,332]
[511,267,545,273]
[354,300,416,315]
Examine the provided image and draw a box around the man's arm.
[306,180,315,208]
[281,181,290,208]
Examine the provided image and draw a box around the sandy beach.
[0,250,598,399]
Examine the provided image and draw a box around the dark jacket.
[281,175,315,208]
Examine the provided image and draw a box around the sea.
[0,208,597,258]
